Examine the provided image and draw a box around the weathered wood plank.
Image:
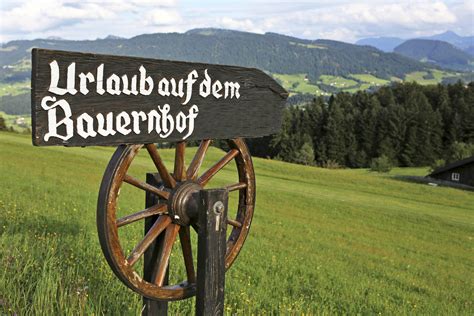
[143,173,168,316]
[195,189,228,316]
[31,49,288,146]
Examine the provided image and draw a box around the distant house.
[15,117,26,127]
[428,156,474,187]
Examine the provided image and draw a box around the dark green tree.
[323,98,346,164]
[0,115,7,131]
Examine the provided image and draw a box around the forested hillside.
[422,31,474,51]
[356,31,474,55]
[248,81,474,168]
[1,28,431,85]
[356,37,404,52]
[394,39,474,71]
[0,93,29,115]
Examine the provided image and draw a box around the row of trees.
[247,81,474,168]
[0,93,30,115]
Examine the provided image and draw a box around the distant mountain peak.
[421,30,461,41]
[394,38,473,71]
[421,31,473,49]
[357,30,474,54]
[0,28,437,89]
[355,37,405,52]
[103,35,124,40]
[185,28,247,36]
[46,36,64,40]
[439,30,460,37]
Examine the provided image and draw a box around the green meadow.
[0,80,30,97]
[0,132,473,314]
[272,73,324,95]
[318,75,359,90]
[349,74,390,85]
[0,111,31,133]
[272,69,463,96]
[404,70,459,85]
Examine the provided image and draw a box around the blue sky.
[0,0,472,43]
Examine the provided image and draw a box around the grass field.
[0,80,30,97]
[318,75,359,89]
[289,42,328,49]
[0,132,473,314]
[271,69,465,98]
[350,74,390,86]
[319,74,390,93]
[11,58,31,72]
[404,70,459,85]
[0,111,31,132]
[272,73,325,95]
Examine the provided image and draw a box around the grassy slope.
[350,74,390,85]
[404,69,459,85]
[0,80,30,97]
[272,73,324,95]
[0,132,473,314]
[272,69,462,97]
[319,75,359,89]
[0,111,31,132]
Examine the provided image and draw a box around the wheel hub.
[168,181,202,226]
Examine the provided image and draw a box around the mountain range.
[0,28,433,85]
[356,31,474,53]
[357,31,474,71]
[394,39,473,71]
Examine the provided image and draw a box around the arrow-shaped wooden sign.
[31,49,288,146]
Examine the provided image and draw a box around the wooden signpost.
[31,48,287,315]
[32,49,286,146]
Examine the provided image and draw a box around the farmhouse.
[15,117,26,126]
[428,156,474,187]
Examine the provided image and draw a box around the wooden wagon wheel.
[97,138,255,301]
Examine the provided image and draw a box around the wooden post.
[195,189,228,316]
[143,173,168,316]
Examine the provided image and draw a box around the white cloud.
[216,17,263,33]
[1,1,115,33]
[0,0,471,43]
[333,2,457,25]
[316,28,358,42]
[242,1,460,41]
[130,0,176,5]
[144,8,182,26]
[0,0,180,41]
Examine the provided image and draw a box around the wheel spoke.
[124,174,170,200]
[126,216,171,267]
[116,204,167,227]
[174,141,187,181]
[153,223,180,286]
[179,226,196,283]
[187,139,211,180]
[145,144,177,188]
[227,218,242,228]
[198,149,239,186]
[224,182,247,192]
